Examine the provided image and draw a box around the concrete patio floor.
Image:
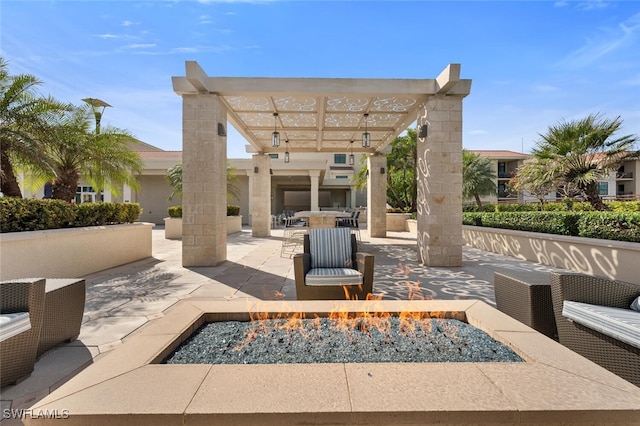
[0,225,619,424]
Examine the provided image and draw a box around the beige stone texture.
[367,154,387,237]
[251,154,271,237]
[180,94,227,266]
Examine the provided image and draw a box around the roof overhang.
[172,61,471,155]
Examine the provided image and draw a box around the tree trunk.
[52,169,79,202]
[583,182,609,211]
[0,146,23,197]
[474,192,484,211]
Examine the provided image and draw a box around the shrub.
[167,205,239,217]
[471,212,581,236]
[0,198,141,232]
[606,200,640,213]
[168,205,182,218]
[577,212,640,242]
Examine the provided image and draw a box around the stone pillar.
[367,154,387,238]
[103,190,112,203]
[310,171,320,211]
[415,96,463,266]
[350,187,357,208]
[246,172,254,225]
[251,154,271,237]
[181,94,227,267]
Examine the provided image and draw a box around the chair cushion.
[310,227,352,269]
[0,312,31,343]
[562,301,640,349]
[305,268,363,287]
[631,296,640,312]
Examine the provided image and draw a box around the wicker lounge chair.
[1,279,46,387]
[550,272,640,387]
[293,227,374,300]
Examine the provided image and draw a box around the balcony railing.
[616,172,633,179]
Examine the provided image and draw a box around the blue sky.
[2,0,639,158]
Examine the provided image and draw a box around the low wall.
[0,223,153,281]
[386,213,411,232]
[463,225,640,286]
[164,216,242,240]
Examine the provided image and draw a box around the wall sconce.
[348,140,354,165]
[284,140,290,163]
[380,167,385,174]
[418,123,429,138]
[272,112,280,147]
[254,166,259,174]
[362,113,371,148]
[217,122,227,136]
[366,169,369,177]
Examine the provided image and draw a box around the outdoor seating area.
[293,227,374,300]
[1,226,639,424]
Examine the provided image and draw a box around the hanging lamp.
[348,140,355,165]
[362,113,371,148]
[272,112,280,147]
[284,140,290,163]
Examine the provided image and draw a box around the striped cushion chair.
[293,227,374,300]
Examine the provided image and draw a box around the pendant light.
[272,112,280,147]
[348,140,355,165]
[362,113,371,148]
[284,140,290,163]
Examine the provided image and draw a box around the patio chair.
[1,279,46,387]
[293,227,374,300]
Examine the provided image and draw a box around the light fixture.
[362,113,371,148]
[272,112,280,147]
[348,140,355,165]
[284,140,290,163]
[419,123,429,139]
[82,98,111,134]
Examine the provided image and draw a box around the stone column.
[246,171,254,225]
[181,94,227,267]
[103,190,112,203]
[310,171,320,211]
[415,96,463,266]
[367,154,387,238]
[350,187,357,208]
[251,154,271,237]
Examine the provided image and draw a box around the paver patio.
[2,225,635,425]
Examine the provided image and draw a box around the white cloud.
[95,34,119,39]
[124,43,157,49]
[468,130,488,136]
[560,12,640,67]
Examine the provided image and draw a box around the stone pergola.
[172,61,471,268]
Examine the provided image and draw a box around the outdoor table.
[293,211,352,228]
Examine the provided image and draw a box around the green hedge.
[0,198,142,233]
[463,211,640,242]
[464,201,640,213]
[167,205,240,218]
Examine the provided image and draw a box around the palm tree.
[462,149,497,210]
[166,161,241,203]
[532,114,639,210]
[24,104,142,202]
[0,57,69,197]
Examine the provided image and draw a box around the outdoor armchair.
[1,279,46,387]
[293,227,374,300]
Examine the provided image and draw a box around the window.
[334,154,346,164]
[336,175,349,179]
[598,182,608,196]
[269,153,279,159]
[75,186,97,203]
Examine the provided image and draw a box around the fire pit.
[164,315,524,365]
[25,299,640,425]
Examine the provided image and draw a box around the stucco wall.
[463,225,640,285]
[0,223,153,281]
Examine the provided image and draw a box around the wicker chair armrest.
[550,273,640,309]
[0,279,46,314]
[293,253,311,278]
[355,252,374,296]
